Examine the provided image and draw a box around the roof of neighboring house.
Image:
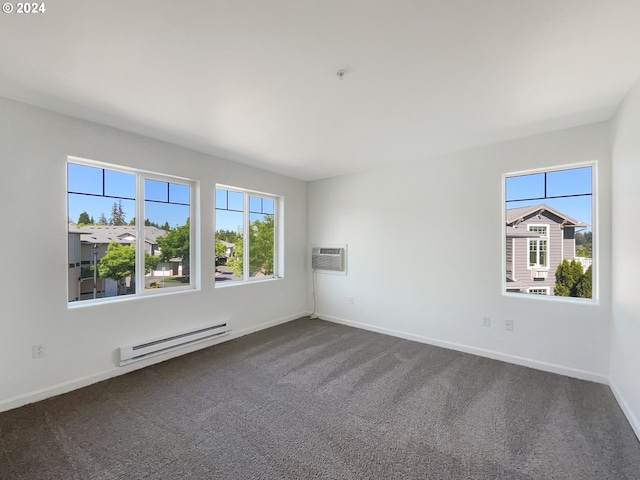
[506,204,588,228]
[68,222,93,235]
[220,241,234,248]
[505,277,528,291]
[73,225,167,245]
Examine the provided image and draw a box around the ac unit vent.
[312,246,345,273]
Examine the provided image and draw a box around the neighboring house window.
[528,287,550,295]
[527,225,548,268]
[215,186,280,285]
[504,164,594,300]
[67,158,196,304]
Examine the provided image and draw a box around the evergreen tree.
[555,259,591,298]
[77,211,91,225]
[109,200,127,225]
[97,213,108,225]
[575,265,592,298]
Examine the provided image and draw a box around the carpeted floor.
[1,318,639,479]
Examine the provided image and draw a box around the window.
[504,164,594,299]
[527,225,548,268]
[215,186,280,285]
[528,287,550,295]
[67,158,196,303]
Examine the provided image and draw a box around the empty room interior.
[1,1,640,478]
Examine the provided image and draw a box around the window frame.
[67,156,198,307]
[502,161,597,303]
[527,224,549,270]
[215,184,282,286]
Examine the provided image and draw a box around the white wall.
[0,97,308,411]
[308,123,612,382]
[610,76,640,439]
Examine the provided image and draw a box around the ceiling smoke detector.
[336,69,347,80]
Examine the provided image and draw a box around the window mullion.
[243,192,250,281]
[136,174,145,294]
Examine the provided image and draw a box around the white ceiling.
[1,0,639,181]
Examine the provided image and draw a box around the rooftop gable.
[506,204,588,228]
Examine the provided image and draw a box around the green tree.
[554,259,591,298]
[215,239,227,265]
[575,265,592,298]
[98,243,135,295]
[90,215,95,224]
[227,216,274,277]
[97,213,108,225]
[575,231,592,258]
[109,200,127,225]
[157,220,190,278]
[97,242,159,294]
[77,211,91,225]
[216,229,241,244]
[227,236,243,276]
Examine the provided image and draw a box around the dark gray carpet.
[1,318,639,479]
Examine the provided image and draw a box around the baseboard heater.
[119,323,230,366]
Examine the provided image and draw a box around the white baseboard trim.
[0,312,307,413]
[609,379,640,442]
[319,314,609,385]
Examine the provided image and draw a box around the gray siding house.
[68,224,169,301]
[506,204,588,295]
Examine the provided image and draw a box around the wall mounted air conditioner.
[312,245,347,275]
[531,270,548,279]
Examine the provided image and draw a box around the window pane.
[67,163,103,195]
[169,183,190,204]
[506,173,545,202]
[546,167,592,197]
[506,165,593,299]
[539,240,547,266]
[215,188,228,210]
[105,170,135,199]
[263,199,274,215]
[145,185,191,290]
[145,179,168,202]
[228,191,243,211]
[68,164,136,302]
[216,188,244,284]
[249,196,262,213]
[215,186,280,286]
[249,213,274,278]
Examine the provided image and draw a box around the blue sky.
[68,163,190,228]
[68,164,273,232]
[506,166,592,230]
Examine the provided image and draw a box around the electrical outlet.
[482,316,491,327]
[32,344,45,359]
[348,296,354,305]
[505,319,514,331]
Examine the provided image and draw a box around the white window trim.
[67,156,198,307]
[502,161,598,303]
[526,224,549,270]
[215,184,282,287]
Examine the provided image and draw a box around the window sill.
[214,276,282,289]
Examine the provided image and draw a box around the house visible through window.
[215,186,280,285]
[67,158,195,303]
[505,165,593,299]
